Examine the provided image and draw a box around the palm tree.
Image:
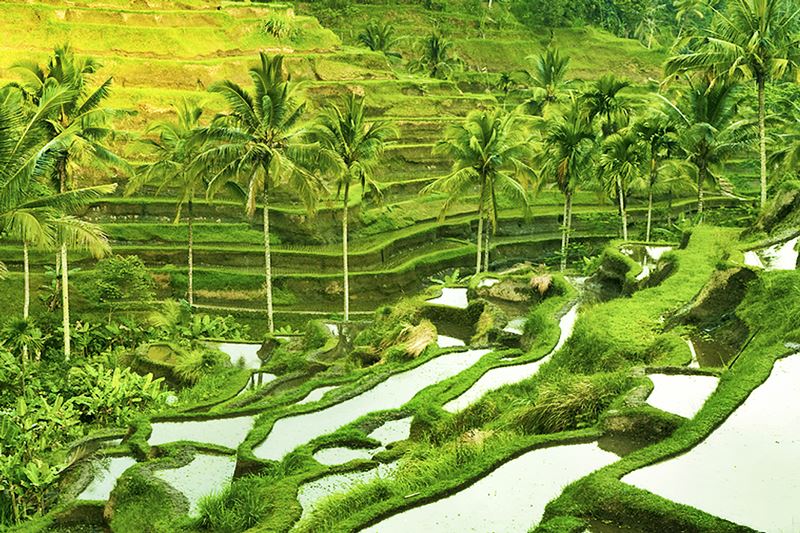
[358,22,401,58]
[0,85,113,362]
[632,109,679,241]
[312,94,396,322]
[539,99,595,270]
[198,53,320,333]
[12,45,127,360]
[128,103,206,309]
[661,77,750,215]
[520,47,572,113]
[408,33,462,79]
[423,108,532,275]
[597,130,647,241]
[582,74,632,137]
[665,0,800,208]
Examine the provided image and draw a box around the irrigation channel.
[74,267,736,528]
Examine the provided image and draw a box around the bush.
[67,363,167,426]
[303,320,331,351]
[84,255,155,303]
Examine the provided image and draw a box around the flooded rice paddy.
[624,354,800,532]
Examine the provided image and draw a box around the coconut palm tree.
[665,0,800,209]
[423,108,532,275]
[198,53,320,333]
[128,103,206,309]
[539,99,595,270]
[597,130,647,241]
[408,33,462,79]
[0,85,113,362]
[312,94,396,322]
[632,109,680,241]
[661,77,750,215]
[520,47,572,114]
[12,44,127,360]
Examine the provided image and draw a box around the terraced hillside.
[0,0,746,332]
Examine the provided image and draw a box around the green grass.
[537,269,800,532]
[557,226,741,373]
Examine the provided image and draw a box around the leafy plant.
[67,363,166,425]
[358,22,401,57]
[84,254,156,303]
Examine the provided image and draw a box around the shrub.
[67,363,167,425]
[84,255,155,303]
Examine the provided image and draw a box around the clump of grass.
[173,349,228,385]
[512,371,631,434]
[195,476,269,533]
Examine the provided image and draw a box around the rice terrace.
[1,0,799,531]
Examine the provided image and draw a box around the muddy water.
[313,447,378,466]
[298,385,339,405]
[744,237,799,271]
[149,416,255,449]
[645,374,718,418]
[297,462,399,520]
[437,335,466,348]
[78,456,137,501]
[360,443,617,533]
[367,417,413,445]
[154,454,236,516]
[253,349,491,460]
[623,354,800,532]
[215,342,263,370]
[443,305,579,413]
[426,288,469,309]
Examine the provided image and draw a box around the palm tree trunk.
[697,164,705,217]
[560,193,569,271]
[646,187,654,243]
[617,176,628,241]
[565,191,573,267]
[23,241,29,363]
[187,200,194,310]
[475,186,485,275]
[263,182,274,333]
[61,243,70,361]
[483,213,490,272]
[757,76,768,209]
[342,183,350,323]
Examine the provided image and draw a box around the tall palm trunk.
[646,187,654,243]
[617,176,628,241]
[646,160,656,242]
[757,76,767,209]
[61,243,70,361]
[23,241,30,363]
[483,213,490,272]
[342,183,350,323]
[187,200,194,310]
[263,181,274,333]
[560,191,569,271]
[475,184,485,275]
[697,162,705,217]
[565,192,573,263]
[58,161,71,361]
